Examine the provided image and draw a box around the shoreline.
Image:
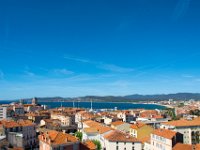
[144,103,174,109]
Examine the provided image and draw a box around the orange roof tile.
[1,120,19,128]
[152,115,163,119]
[196,144,200,149]
[163,118,200,127]
[139,136,150,144]
[84,140,96,150]
[83,120,113,134]
[173,143,192,150]
[39,130,78,146]
[83,120,102,127]
[152,129,177,139]
[130,122,146,129]
[111,121,124,127]
[84,128,98,133]
[23,104,34,107]
[104,130,140,142]
[97,126,113,134]
[18,120,35,127]
[0,120,35,128]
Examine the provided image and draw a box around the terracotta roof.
[173,143,192,150]
[152,115,163,119]
[140,110,158,115]
[196,144,200,149]
[163,118,200,127]
[39,130,78,146]
[23,104,34,107]
[97,126,113,134]
[83,120,113,134]
[152,129,177,139]
[111,121,124,127]
[104,130,140,142]
[84,128,98,133]
[84,140,96,150]
[130,122,146,129]
[1,120,19,128]
[0,120,35,128]
[83,120,101,127]
[18,120,34,127]
[139,136,150,144]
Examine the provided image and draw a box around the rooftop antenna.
[77,98,80,108]
[61,101,63,108]
[90,99,93,112]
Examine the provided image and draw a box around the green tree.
[92,140,102,150]
[75,131,83,141]
[190,109,200,116]
[165,108,177,120]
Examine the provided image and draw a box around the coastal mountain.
[124,93,200,100]
[79,93,200,102]
[23,93,200,102]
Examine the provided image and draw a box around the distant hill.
[124,93,200,100]
[25,93,200,102]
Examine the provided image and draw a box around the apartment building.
[151,129,183,150]
[129,122,153,139]
[39,130,80,150]
[0,105,7,120]
[2,119,37,149]
[160,117,200,144]
[103,130,142,150]
[51,112,75,126]
[111,121,131,133]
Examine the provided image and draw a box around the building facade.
[39,130,80,150]
[0,105,7,120]
[160,118,200,144]
[151,129,183,150]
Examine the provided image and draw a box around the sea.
[0,101,166,110]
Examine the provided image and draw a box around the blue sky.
[0,0,200,99]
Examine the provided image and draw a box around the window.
[124,142,126,145]
[116,146,119,150]
[152,134,155,139]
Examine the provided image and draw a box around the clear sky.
[0,0,200,99]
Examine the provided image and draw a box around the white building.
[51,113,75,126]
[0,105,7,120]
[143,141,151,150]
[81,120,113,148]
[117,111,136,123]
[102,116,113,125]
[103,130,142,150]
[151,129,183,150]
[160,118,200,144]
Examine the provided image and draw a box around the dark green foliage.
[75,131,83,141]
[165,108,177,120]
[92,140,102,150]
[190,109,200,116]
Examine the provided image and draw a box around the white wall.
[0,106,7,120]
[151,134,172,150]
[104,140,142,150]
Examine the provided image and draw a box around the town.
[0,98,200,150]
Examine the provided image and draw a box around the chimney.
[126,135,130,139]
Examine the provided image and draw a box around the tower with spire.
[32,97,38,105]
